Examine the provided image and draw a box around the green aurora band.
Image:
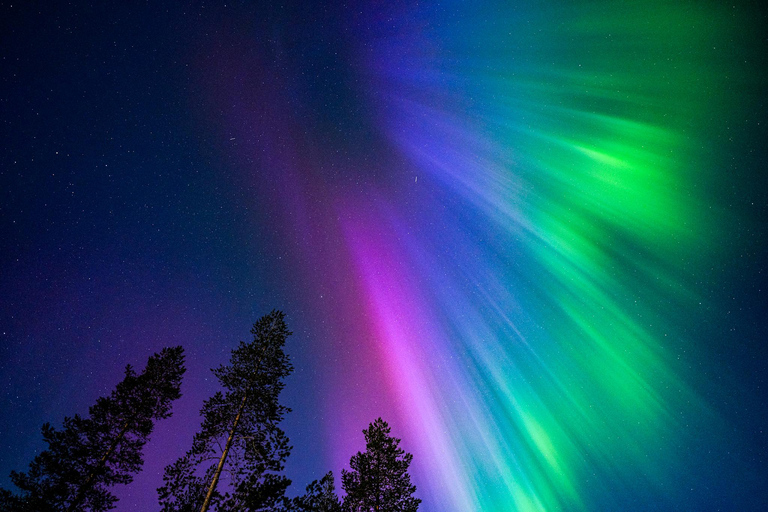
[340,1,765,510]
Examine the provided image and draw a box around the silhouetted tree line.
[1,311,420,512]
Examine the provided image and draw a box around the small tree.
[341,418,420,512]
[158,310,294,512]
[292,472,341,512]
[2,346,186,512]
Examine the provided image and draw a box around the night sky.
[1,1,767,511]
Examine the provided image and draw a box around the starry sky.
[1,1,767,511]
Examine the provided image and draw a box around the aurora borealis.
[1,1,766,511]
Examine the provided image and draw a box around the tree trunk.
[67,419,131,512]
[199,392,249,512]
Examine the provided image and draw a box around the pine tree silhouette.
[158,311,293,512]
[341,418,420,512]
[2,346,185,512]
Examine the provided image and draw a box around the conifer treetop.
[342,418,421,512]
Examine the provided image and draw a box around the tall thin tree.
[2,346,186,512]
[341,418,420,512]
[158,311,293,512]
